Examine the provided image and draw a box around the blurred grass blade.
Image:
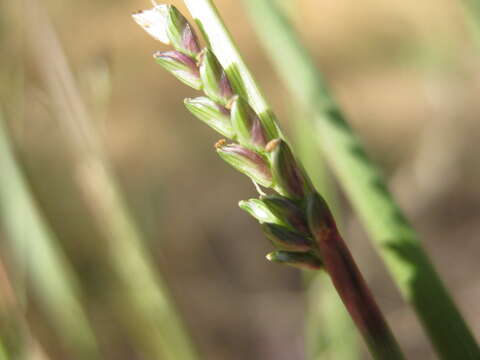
[0,257,55,360]
[0,341,7,360]
[25,2,199,359]
[462,0,480,46]
[0,111,100,358]
[305,273,357,360]
[75,158,199,360]
[241,0,480,358]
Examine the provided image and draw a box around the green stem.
[183,1,403,358]
[241,0,480,358]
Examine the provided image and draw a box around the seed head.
[266,250,323,270]
[230,96,268,150]
[262,223,311,252]
[261,195,309,234]
[199,49,234,106]
[306,192,337,244]
[239,198,281,225]
[153,51,202,89]
[165,5,201,57]
[269,139,314,199]
[185,97,235,138]
[216,143,272,187]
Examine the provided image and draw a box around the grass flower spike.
[133,3,404,358]
[238,198,281,224]
[266,250,323,270]
[153,50,202,89]
[230,95,269,150]
[184,97,234,138]
[261,223,311,252]
[215,141,273,187]
[199,48,234,105]
[260,195,310,234]
[164,4,201,57]
[267,138,314,199]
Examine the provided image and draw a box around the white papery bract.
[132,4,170,44]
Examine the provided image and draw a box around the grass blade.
[0,111,100,358]
[24,2,200,359]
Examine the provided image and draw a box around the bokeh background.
[1,0,480,359]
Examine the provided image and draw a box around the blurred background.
[1,0,480,359]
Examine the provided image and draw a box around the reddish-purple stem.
[314,223,404,359]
